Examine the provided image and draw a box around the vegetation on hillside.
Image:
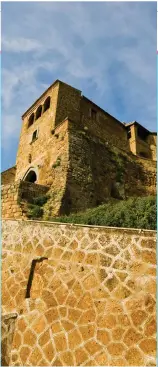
[51,196,156,230]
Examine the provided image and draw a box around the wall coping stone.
[2,218,156,234]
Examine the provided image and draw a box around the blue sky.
[2,2,156,172]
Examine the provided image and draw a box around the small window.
[139,151,149,159]
[43,96,50,112]
[127,127,131,139]
[28,154,32,163]
[28,113,34,128]
[35,105,42,120]
[32,130,38,142]
[91,109,97,121]
[137,126,149,141]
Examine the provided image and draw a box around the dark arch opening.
[43,96,50,112]
[24,170,37,183]
[28,113,34,128]
[35,105,42,120]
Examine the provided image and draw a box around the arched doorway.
[23,169,37,183]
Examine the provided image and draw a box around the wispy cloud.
[2,2,156,171]
[2,37,42,53]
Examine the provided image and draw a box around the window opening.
[32,130,38,142]
[28,154,32,163]
[43,96,51,112]
[35,105,42,120]
[137,126,149,141]
[28,113,34,128]
[127,127,131,139]
[91,109,97,121]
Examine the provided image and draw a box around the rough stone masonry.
[2,220,156,366]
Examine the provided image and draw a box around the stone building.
[1,79,157,218]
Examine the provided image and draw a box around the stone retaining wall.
[2,220,156,366]
[2,182,26,219]
[2,181,49,219]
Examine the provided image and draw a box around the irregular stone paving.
[2,220,156,366]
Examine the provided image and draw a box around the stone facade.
[1,79,157,218]
[2,220,156,366]
[63,121,156,214]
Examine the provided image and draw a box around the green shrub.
[51,196,156,230]
[28,204,43,219]
[52,157,61,168]
[33,195,49,206]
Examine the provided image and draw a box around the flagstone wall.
[2,220,156,366]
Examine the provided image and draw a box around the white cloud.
[2,37,42,52]
[2,2,156,170]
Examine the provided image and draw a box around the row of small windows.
[28,96,51,128]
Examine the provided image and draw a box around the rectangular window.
[127,127,131,139]
[32,130,38,142]
[137,126,149,141]
[91,109,97,121]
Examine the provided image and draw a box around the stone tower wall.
[15,82,60,183]
[60,121,156,215]
[55,82,81,127]
[15,81,131,189]
[2,219,156,366]
[81,97,129,152]
[15,114,69,192]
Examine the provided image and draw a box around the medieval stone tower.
[15,80,81,185]
[2,79,156,218]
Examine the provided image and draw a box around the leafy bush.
[51,196,156,230]
[52,157,61,169]
[33,195,49,206]
[28,204,43,219]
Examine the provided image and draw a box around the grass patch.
[50,196,156,230]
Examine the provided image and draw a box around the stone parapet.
[1,166,16,186]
